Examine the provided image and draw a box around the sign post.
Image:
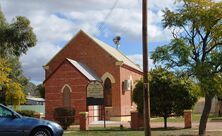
[86,81,104,105]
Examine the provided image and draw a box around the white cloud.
[127,54,154,70]
[33,14,75,42]
[20,42,61,82]
[149,0,175,10]
[2,0,173,41]
[1,0,175,83]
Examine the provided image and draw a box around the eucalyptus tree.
[0,8,36,106]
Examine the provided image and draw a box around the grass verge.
[64,127,222,136]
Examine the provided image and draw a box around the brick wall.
[45,60,88,123]
[120,66,142,116]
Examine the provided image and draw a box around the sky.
[0,0,176,84]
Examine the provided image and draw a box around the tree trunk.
[199,95,214,136]
[164,115,167,129]
[0,89,6,105]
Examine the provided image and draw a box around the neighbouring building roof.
[45,30,142,72]
[27,97,45,102]
[66,58,101,81]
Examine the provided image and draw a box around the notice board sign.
[87,81,104,105]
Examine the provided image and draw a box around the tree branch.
[205,42,221,54]
[196,28,204,41]
[172,28,179,39]
[190,23,198,62]
[182,25,192,38]
[201,31,211,62]
[212,66,222,74]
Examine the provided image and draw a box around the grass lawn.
[151,114,222,122]
[63,114,222,136]
[64,127,222,136]
[151,114,201,122]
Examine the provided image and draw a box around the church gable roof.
[45,30,142,72]
[83,31,142,72]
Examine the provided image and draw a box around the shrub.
[54,107,75,130]
[133,68,199,128]
[132,80,144,115]
[16,110,36,117]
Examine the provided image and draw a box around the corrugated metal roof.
[67,58,101,81]
[27,97,45,102]
[83,30,142,72]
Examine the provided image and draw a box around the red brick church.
[43,30,142,123]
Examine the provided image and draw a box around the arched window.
[62,85,71,107]
[104,78,112,106]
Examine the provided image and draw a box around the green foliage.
[152,0,222,133]
[54,107,76,130]
[0,10,37,57]
[152,0,222,96]
[16,110,36,117]
[0,9,36,106]
[133,68,199,115]
[132,80,144,114]
[24,82,44,97]
[7,57,29,86]
[133,68,199,128]
[150,68,198,116]
[35,84,45,98]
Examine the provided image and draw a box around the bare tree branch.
[196,28,204,41]
[182,25,192,38]
[201,31,211,62]
[206,42,222,54]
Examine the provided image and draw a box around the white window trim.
[61,84,72,93]
[101,72,115,84]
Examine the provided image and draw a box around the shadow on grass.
[88,127,137,132]
[87,127,187,132]
[152,127,185,131]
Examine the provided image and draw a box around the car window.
[0,106,13,118]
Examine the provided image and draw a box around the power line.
[84,0,119,54]
[97,0,119,33]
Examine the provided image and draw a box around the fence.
[9,105,45,117]
[87,106,131,128]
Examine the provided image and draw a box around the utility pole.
[142,0,151,136]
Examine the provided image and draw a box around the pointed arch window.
[62,85,71,107]
[104,78,112,106]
